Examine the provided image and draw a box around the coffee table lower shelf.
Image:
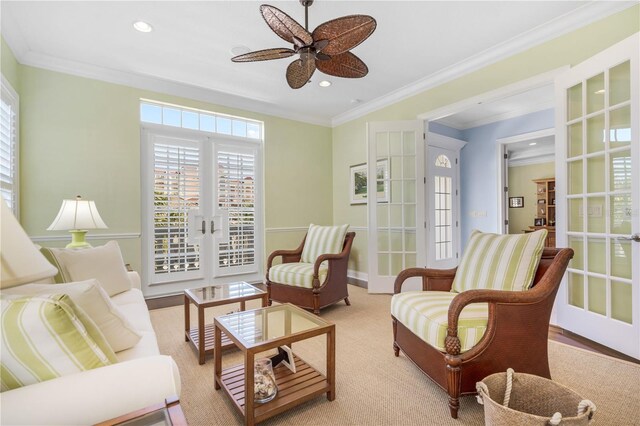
[218,355,330,424]
[186,324,234,356]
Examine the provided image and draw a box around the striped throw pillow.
[301,224,349,264]
[452,229,547,293]
[1,294,116,391]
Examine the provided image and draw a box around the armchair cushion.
[451,229,547,293]
[391,291,488,353]
[268,263,328,289]
[300,224,349,264]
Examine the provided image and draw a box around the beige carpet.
[150,285,640,425]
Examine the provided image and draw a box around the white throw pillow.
[44,241,132,296]
[3,279,142,353]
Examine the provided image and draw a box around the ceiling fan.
[231,0,376,89]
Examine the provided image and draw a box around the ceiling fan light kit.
[231,0,376,89]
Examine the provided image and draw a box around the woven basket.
[476,369,596,426]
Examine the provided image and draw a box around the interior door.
[367,121,425,293]
[427,146,459,269]
[555,35,639,358]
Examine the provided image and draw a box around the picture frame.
[350,159,389,205]
[280,345,296,373]
[509,196,524,208]
[534,218,546,226]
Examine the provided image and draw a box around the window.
[141,101,264,294]
[1,76,19,214]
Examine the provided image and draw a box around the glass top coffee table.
[184,282,267,364]
[214,303,335,426]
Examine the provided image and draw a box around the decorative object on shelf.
[350,159,389,205]
[254,358,278,403]
[534,218,546,227]
[537,199,546,204]
[231,0,376,89]
[270,346,297,373]
[47,195,108,249]
[509,197,524,208]
[0,200,58,289]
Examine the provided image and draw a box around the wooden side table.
[184,282,267,364]
[214,303,336,426]
[95,396,186,426]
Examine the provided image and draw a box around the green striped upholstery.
[391,291,488,353]
[1,294,116,391]
[451,229,547,293]
[268,263,328,288]
[300,224,349,264]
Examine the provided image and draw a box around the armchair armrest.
[266,237,306,269]
[393,267,457,294]
[312,232,356,288]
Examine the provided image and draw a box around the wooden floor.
[146,290,639,365]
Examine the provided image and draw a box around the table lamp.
[1,200,58,288]
[47,195,108,248]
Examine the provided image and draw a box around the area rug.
[150,285,640,425]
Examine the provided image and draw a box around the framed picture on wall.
[509,196,524,208]
[350,159,389,205]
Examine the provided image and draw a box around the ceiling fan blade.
[286,56,316,89]
[260,5,313,47]
[316,51,368,78]
[312,15,376,56]
[231,48,295,62]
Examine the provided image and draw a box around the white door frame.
[496,128,555,234]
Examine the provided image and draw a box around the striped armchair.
[391,230,573,418]
[266,224,355,314]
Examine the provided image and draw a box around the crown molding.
[437,100,554,131]
[508,154,555,167]
[330,1,636,127]
[13,50,331,127]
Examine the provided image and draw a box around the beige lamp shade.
[47,196,108,231]
[1,200,58,288]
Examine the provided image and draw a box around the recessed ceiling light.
[350,99,362,104]
[230,46,251,56]
[319,80,332,88]
[133,21,153,33]
[529,142,537,146]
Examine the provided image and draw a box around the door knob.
[617,233,640,242]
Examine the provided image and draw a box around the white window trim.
[1,74,19,216]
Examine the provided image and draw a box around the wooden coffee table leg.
[198,305,205,365]
[326,326,336,401]
[184,295,190,342]
[244,351,255,426]
[214,323,221,390]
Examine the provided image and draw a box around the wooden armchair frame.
[266,232,356,314]
[391,247,573,418]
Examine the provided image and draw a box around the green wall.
[8,60,332,276]
[1,37,20,90]
[507,162,555,234]
[332,6,639,273]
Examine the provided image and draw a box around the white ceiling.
[1,1,635,126]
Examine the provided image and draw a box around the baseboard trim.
[347,269,368,289]
[549,325,639,364]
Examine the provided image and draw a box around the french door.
[555,35,639,358]
[367,121,425,293]
[142,125,263,296]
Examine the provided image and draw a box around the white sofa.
[0,271,182,425]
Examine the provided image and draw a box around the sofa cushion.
[0,294,115,391]
[41,241,132,296]
[111,289,160,360]
[268,263,328,289]
[300,224,349,264]
[451,229,547,293]
[391,291,488,353]
[3,280,142,353]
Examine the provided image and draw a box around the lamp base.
[66,230,92,249]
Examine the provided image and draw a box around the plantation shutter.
[152,139,202,282]
[215,147,258,275]
[0,80,18,213]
